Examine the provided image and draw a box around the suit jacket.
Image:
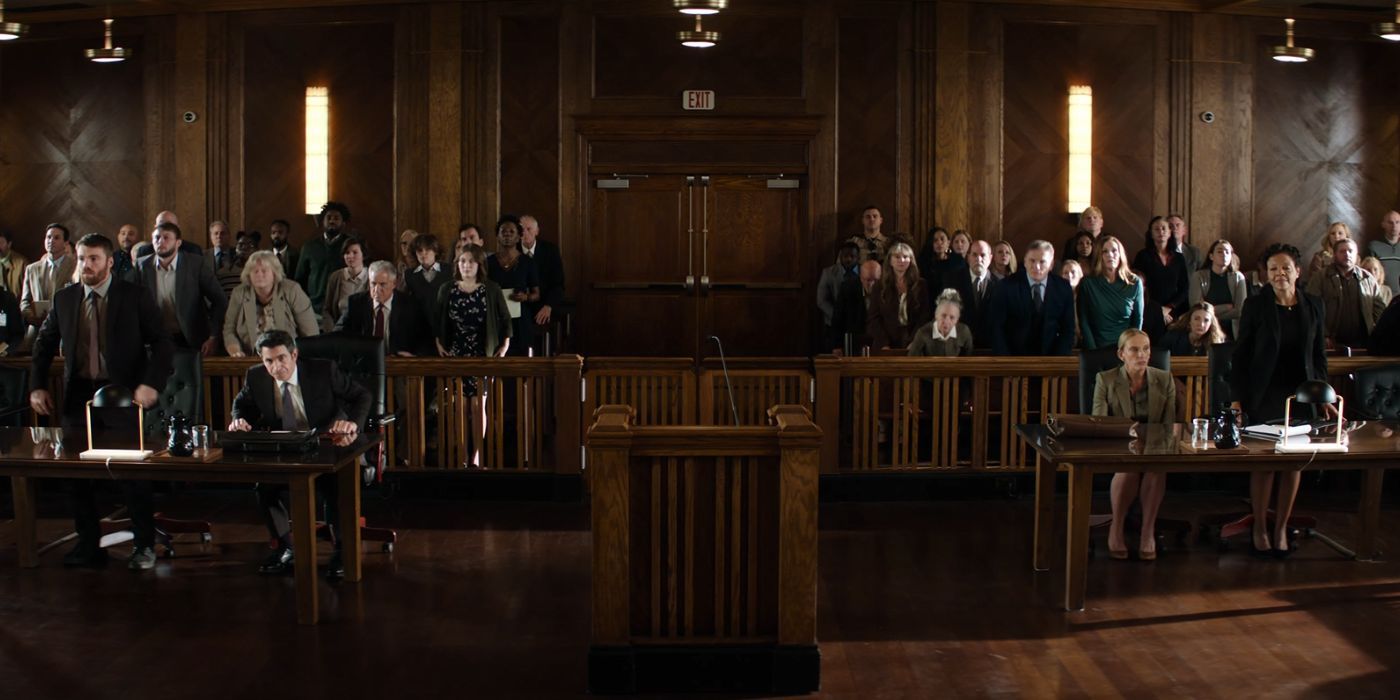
[1305,264,1388,338]
[1369,297,1400,356]
[20,255,76,325]
[231,357,371,432]
[949,270,999,350]
[1229,286,1328,418]
[133,240,202,259]
[0,250,29,295]
[336,290,435,356]
[271,246,299,281]
[29,277,174,395]
[0,288,24,350]
[866,277,931,350]
[1093,365,1176,424]
[829,272,869,351]
[136,251,228,345]
[223,279,319,355]
[987,271,1076,355]
[523,239,566,310]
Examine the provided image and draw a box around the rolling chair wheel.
[382,542,394,553]
[164,547,176,558]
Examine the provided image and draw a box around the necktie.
[86,291,101,379]
[373,304,385,339]
[1032,283,1044,312]
[281,382,298,430]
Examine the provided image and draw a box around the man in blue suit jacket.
[988,240,1076,355]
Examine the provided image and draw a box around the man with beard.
[294,201,350,311]
[269,219,297,277]
[112,223,140,282]
[29,233,173,571]
[134,211,202,259]
[136,221,227,356]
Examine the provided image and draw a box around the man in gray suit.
[136,221,228,356]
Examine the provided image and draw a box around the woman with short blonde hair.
[223,251,318,357]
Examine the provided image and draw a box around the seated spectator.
[1308,221,1351,282]
[405,233,452,325]
[988,240,1075,356]
[320,237,368,333]
[817,242,860,350]
[918,226,967,294]
[866,242,929,351]
[1093,328,1176,560]
[487,216,541,357]
[830,259,882,354]
[435,245,512,468]
[1361,256,1393,305]
[1188,239,1247,339]
[990,240,1017,280]
[950,230,972,259]
[337,260,434,357]
[223,251,318,357]
[1306,238,1387,349]
[1157,302,1225,356]
[1134,216,1189,342]
[907,290,973,357]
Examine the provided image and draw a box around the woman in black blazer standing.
[1229,243,1328,558]
[1134,216,1189,343]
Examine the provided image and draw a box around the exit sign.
[682,90,715,110]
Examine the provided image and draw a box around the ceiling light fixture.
[674,0,726,14]
[1374,2,1400,41]
[0,1,30,42]
[85,18,132,63]
[1270,18,1314,63]
[678,14,719,48]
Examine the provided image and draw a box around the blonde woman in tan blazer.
[1092,328,1177,561]
[223,251,318,357]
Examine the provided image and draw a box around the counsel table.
[1018,422,1400,612]
[0,427,381,624]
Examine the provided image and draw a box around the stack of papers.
[1242,422,1312,441]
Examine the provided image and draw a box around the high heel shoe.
[1138,548,1157,561]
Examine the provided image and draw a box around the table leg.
[11,476,37,568]
[1064,465,1092,612]
[1033,455,1055,571]
[289,476,319,625]
[1358,467,1384,562]
[338,459,363,583]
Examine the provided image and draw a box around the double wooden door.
[580,174,808,359]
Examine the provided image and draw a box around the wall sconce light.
[1067,85,1092,214]
[679,15,719,48]
[304,87,330,215]
[85,18,132,63]
[1271,18,1315,63]
[674,0,726,14]
[1375,2,1400,41]
[0,1,31,41]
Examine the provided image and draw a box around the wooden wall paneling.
[226,15,246,233]
[835,7,901,242]
[499,11,561,237]
[1167,12,1191,220]
[394,3,429,239]
[206,13,230,234]
[1150,11,1171,222]
[174,13,210,243]
[427,1,464,241]
[559,0,590,296]
[805,0,839,311]
[911,2,937,240]
[0,24,146,258]
[933,0,970,240]
[144,16,177,234]
[1186,13,1252,251]
[967,3,1002,242]
[462,2,486,230]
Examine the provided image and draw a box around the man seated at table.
[228,329,370,578]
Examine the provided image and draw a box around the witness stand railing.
[4,353,1393,477]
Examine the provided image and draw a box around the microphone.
[709,335,740,426]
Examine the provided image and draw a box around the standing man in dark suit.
[519,214,565,355]
[335,260,434,357]
[29,233,174,571]
[949,239,1001,350]
[136,221,228,356]
[229,329,370,577]
[988,240,1076,355]
[269,219,298,278]
[134,211,203,259]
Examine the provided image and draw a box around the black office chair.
[1077,345,1191,556]
[0,365,31,427]
[1353,364,1400,420]
[99,349,213,556]
[295,332,398,552]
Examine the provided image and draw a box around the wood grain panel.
[1252,33,1400,266]
[500,15,559,234]
[837,16,900,240]
[0,32,146,258]
[241,19,394,259]
[1001,19,1160,253]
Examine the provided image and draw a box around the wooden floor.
[3,482,1400,699]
